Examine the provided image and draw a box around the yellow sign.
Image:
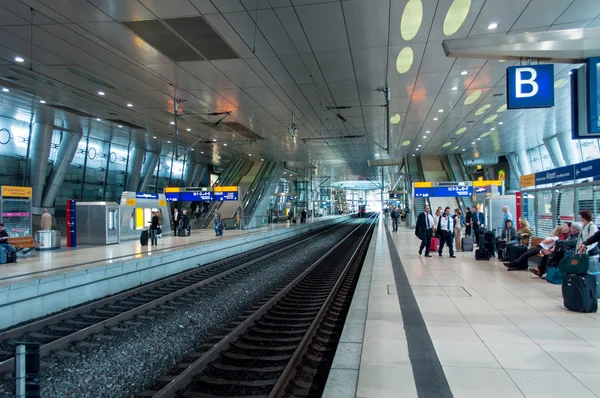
[414,182,432,188]
[520,174,535,188]
[473,180,502,187]
[159,199,166,207]
[165,187,180,193]
[1,186,32,198]
[214,186,238,192]
[126,198,136,206]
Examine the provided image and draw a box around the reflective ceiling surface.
[0,0,598,185]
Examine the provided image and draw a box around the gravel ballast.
[0,222,359,398]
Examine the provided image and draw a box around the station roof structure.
[0,0,598,185]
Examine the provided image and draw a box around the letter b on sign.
[507,64,554,109]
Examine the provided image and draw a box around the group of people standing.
[415,204,487,257]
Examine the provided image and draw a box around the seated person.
[503,226,562,271]
[531,222,580,277]
[515,218,532,246]
[496,219,517,254]
[0,223,17,262]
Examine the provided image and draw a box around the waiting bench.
[8,236,42,254]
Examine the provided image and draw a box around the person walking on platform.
[415,205,434,257]
[390,206,400,233]
[40,208,52,231]
[472,205,485,244]
[214,209,223,236]
[301,208,307,224]
[453,208,463,251]
[182,210,191,236]
[149,211,159,246]
[438,207,456,258]
[464,208,472,238]
[173,208,182,236]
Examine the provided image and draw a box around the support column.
[29,124,54,212]
[138,150,160,192]
[183,155,195,187]
[517,149,532,176]
[506,153,522,189]
[191,164,206,187]
[557,130,580,165]
[543,136,566,168]
[126,147,145,192]
[42,131,83,209]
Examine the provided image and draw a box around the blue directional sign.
[431,186,472,197]
[575,158,600,180]
[136,192,159,199]
[507,64,555,109]
[534,165,575,185]
[414,188,430,197]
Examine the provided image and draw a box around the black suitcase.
[140,229,149,246]
[6,250,16,263]
[462,237,474,252]
[484,231,496,242]
[562,274,598,313]
[178,226,185,237]
[508,244,528,262]
[497,241,507,261]
[475,248,490,260]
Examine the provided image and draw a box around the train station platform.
[325,220,600,398]
[0,216,347,330]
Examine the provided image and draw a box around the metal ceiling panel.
[313,51,355,83]
[177,61,237,90]
[272,6,313,54]
[342,0,390,49]
[294,2,349,53]
[165,16,239,60]
[87,0,156,22]
[210,59,265,88]
[138,0,201,19]
[512,0,571,31]
[1,0,70,24]
[38,0,114,23]
[469,0,529,37]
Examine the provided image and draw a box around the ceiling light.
[569,71,573,75]
[118,125,123,128]
[261,159,264,161]
[224,143,227,146]
[95,118,101,121]
[499,122,504,125]
[433,117,438,121]
[213,139,217,142]
[438,109,444,113]
[97,91,105,96]
[39,100,46,104]
[416,148,420,151]
[417,145,421,147]
[153,136,157,139]
[490,127,495,131]
[248,154,252,156]
[487,22,499,30]
[126,103,133,108]
[462,149,466,151]
[423,136,427,138]
[200,151,204,154]
[218,156,221,159]
[170,121,175,125]
[14,56,24,63]
[191,148,194,151]
[167,140,171,144]
[460,70,468,76]
[412,154,416,157]
[471,141,475,144]
[186,128,191,131]
[477,137,481,140]
[426,130,430,133]
[451,86,458,91]
[2,88,9,92]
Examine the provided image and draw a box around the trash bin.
[35,230,61,251]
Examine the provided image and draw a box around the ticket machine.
[119,192,171,241]
[76,202,120,245]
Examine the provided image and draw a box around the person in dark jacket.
[390,206,400,233]
[150,211,159,246]
[464,208,473,238]
[415,205,434,257]
[182,210,191,236]
[172,208,182,236]
[496,219,517,254]
[301,208,307,224]
[0,223,16,261]
[471,205,485,244]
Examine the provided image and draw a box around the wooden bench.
[530,237,544,257]
[7,236,42,254]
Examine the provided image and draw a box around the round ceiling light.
[497,104,507,113]
[186,128,191,132]
[487,22,499,30]
[464,90,481,105]
[127,103,133,107]
[483,114,498,124]
[444,0,472,37]
[14,56,24,63]
[451,145,460,150]
[475,104,490,116]
[97,91,105,96]
[402,140,411,146]
[452,86,458,91]
[396,47,414,74]
[390,114,401,124]
[2,88,9,92]
[39,99,46,104]
[461,70,469,75]
[442,142,452,147]
[455,127,467,135]
[401,0,423,41]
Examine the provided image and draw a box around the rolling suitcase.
[562,274,598,313]
[508,245,528,262]
[430,237,440,252]
[462,237,474,252]
[140,229,149,246]
[178,226,185,237]
[497,241,507,261]
[6,251,16,263]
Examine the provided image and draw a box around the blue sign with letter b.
[507,64,554,109]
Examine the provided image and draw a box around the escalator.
[440,154,472,212]
[193,160,253,229]
[243,161,279,220]
[407,156,428,224]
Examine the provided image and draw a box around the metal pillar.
[557,130,580,165]
[126,146,146,191]
[138,150,160,192]
[42,131,83,208]
[543,136,566,168]
[28,123,53,210]
[79,128,91,201]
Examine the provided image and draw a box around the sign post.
[66,200,76,248]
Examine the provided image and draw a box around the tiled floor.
[352,220,600,398]
[0,217,335,286]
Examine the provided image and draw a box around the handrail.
[244,162,279,226]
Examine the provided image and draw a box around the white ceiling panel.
[87,0,156,22]
[138,0,201,19]
[512,0,571,31]
[342,0,390,49]
[294,2,349,53]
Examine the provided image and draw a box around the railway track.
[0,219,354,374]
[137,214,377,398]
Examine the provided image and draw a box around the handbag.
[559,253,590,275]
[157,227,162,235]
[546,266,565,285]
